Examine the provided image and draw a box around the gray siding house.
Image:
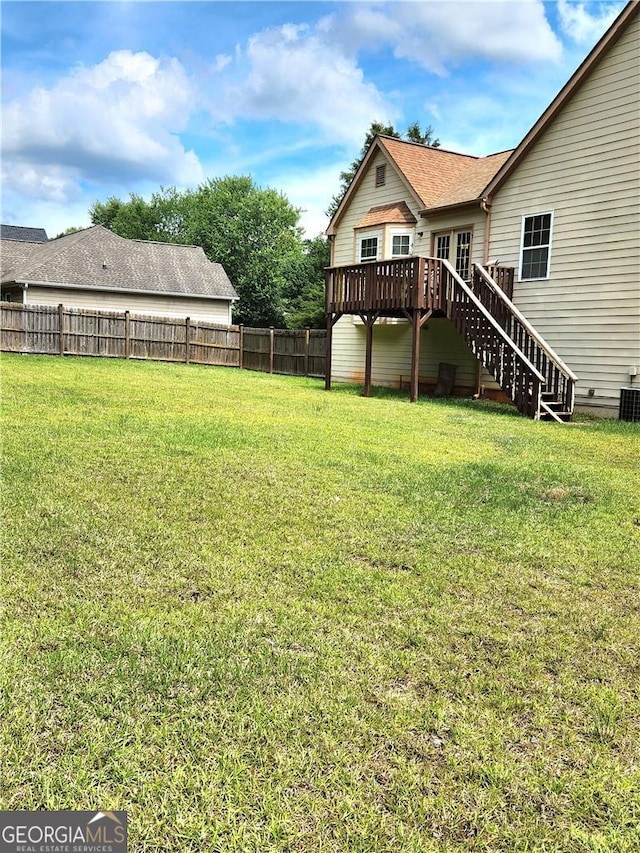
[1,225,237,324]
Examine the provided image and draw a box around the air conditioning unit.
[619,387,640,422]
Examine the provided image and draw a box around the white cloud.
[557,0,622,44]
[2,50,205,203]
[270,163,340,238]
[218,21,398,146]
[340,1,563,75]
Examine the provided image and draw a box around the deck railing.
[325,256,447,314]
[325,256,575,419]
[471,264,576,416]
[442,261,546,419]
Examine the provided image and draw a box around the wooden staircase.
[443,261,577,421]
[324,256,577,421]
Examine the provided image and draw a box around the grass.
[1,353,639,852]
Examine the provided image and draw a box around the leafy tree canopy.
[90,178,328,328]
[327,121,440,219]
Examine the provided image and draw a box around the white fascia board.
[14,279,236,301]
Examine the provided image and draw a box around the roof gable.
[378,137,479,209]
[1,225,237,300]
[326,136,512,235]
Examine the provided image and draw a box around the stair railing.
[439,259,546,419]
[472,264,577,416]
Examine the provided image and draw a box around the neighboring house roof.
[0,224,48,242]
[483,0,639,199]
[355,201,417,229]
[1,225,238,300]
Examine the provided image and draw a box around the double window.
[520,212,553,280]
[434,229,472,281]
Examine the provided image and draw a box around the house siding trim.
[13,279,237,302]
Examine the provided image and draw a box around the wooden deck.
[325,257,513,316]
[324,257,575,421]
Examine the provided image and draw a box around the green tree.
[90,177,328,328]
[283,235,331,329]
[182,177,304,327]
[55,226,85,238]
[326,121,440,219]
[90,188,186,243]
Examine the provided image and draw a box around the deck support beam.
[404,308,433,403]
[361,312,379,397]
[324,311,343,391]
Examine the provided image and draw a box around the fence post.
[58,304,65,356]
[124,311,131,359]
[304,328,310,376]
[269,326,274,374]
[238,325,244,370]
[185,317,191,364]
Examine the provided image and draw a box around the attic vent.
[375,164,386,187]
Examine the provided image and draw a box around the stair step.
[540,411,572,421]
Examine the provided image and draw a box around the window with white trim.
[520,212,553,280]
[434,229,473,280]
[375,164,386,187]
[435,234,450,260]
[391,233,411,257]
[359,236,378,261]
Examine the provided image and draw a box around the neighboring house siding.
[26,286,233,324]
[489,17,640,413]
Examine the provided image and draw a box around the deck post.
[324,312,342,391]
[410,309,421,402]
[324,314,333,390]
[363,313,376,397]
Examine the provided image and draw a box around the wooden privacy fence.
[0,302,326,379]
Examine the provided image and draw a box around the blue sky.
[1,0,625,239]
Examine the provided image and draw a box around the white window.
[434,229,473,280]
[435,234,450,260]
[391,233,411,257]
[359,236,378,261]
[520,212,553,280]
[455,231,472,281]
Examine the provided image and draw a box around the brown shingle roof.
[377,137,479,208]
[1,225,237,300]
[355,201,417,229]
[425,149,514,211]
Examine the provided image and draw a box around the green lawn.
[2,353,639,852]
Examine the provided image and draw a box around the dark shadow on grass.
[321,381,522,418]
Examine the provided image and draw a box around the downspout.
[476,197,493,397]
[481,196,492,264]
